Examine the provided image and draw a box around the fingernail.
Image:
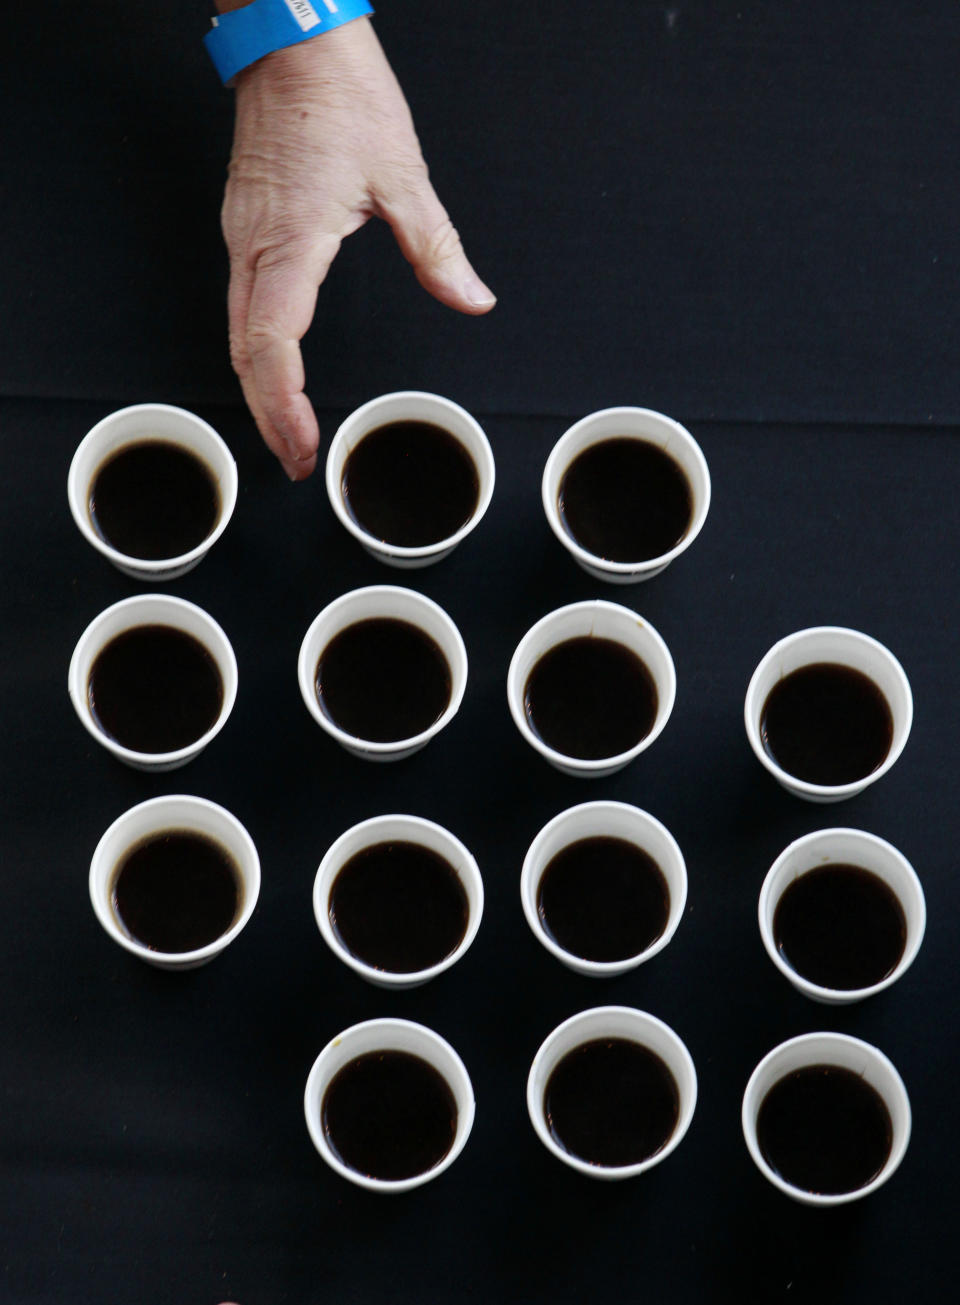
[463,273,496,308]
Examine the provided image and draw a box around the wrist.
[205,1,374,86]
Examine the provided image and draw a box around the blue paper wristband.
[205,0,375,85]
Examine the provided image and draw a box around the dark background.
[1,3,957,1303]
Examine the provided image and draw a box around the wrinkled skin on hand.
[220,17,496,480]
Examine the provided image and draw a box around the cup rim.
[88,794,261,964]
[506,600,676,772]
[313,814,484,985]
[541,406,711,575]
[520,801,687,975]
[743,626,913,798]
[526,1005,697,1178]
[67,402,238,572]
[297,585,468,755]
[741,1031,912,1205]
[325,390,496,560]
[303,1017,476,1192]
[758,827,926,1001]
[67,594,238,766]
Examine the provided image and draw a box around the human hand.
[219,14,496,480]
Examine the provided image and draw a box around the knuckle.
[221,212,242,258]
[253,237,301,271]
[220,183,252,252]
[274,396,305,431]
[396,154,431,188]
[245,318,285,358]
[373,155,430,206]
[228,330,251,378]
[221,196,304,267]
[425,216,464,266]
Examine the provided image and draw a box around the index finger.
[227,268,304,480]
[244,238,341,474]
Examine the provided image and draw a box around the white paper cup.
[527,1006,697,1180]
[304,1018,475,1192]
[742,1032,911,1206]
[88,795,260,971]
[507,600,676,778]
[520,802,687,976]
[758,828,925,1005]
[68,594,238,771]
[313,814,484,989]
[67,403,238,581]
[325,391,495,568]
[744,626,913,802]
[541,407,710,583]
[298,585,467,762]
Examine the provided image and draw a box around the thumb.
[376,168,496,315]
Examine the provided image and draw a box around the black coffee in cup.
[322,1050,457,1181]
[544,1038,679,1167]
[89,440,219,560]
[524,636,658,759]
[757,1064,893,1195]
[558,438,693,563]
[342,421,479,547]
[88,625,223,753]
[773,864,906,990]
[537,837,669,963]
[316,618,451,743]
[329,841,468,973]
[111,830,242,953]
[760,663,893,785]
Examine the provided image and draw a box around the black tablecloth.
[2,3,958,1303]
[5,1,959,426]
[2,404,956,1303]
